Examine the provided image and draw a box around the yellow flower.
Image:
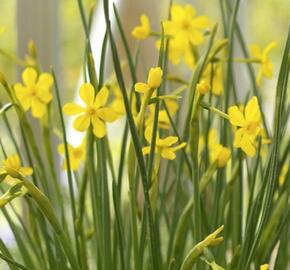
[58,139,86,171]
[146,100,179,130]
[63,83,118,138]
[250,42,277,85]
[202,64,223,96]
[197,80,210,95]
[131,14,151,40]
[0,154,33,182]
[135,67,163,94]
[260,264,269,270]
[156,36,196,69]
[228,96,261,157]
[110,84,125,116]
[199,128,231,167]
[163,4,210,46]
[14,68,53,118]
[142,126,186,160]
[279,163,289,187]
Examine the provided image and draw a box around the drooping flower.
[142,126,186,160]
[14,68,53,118]
[131,14,151,40]
[58,139,86,171]
[135,67,163,94]
[0,154,33,182]
[63,83,118,138]
[250,42,277,85]
[199,128,231,167]
[163,4,210,46]
[228,96,262,157]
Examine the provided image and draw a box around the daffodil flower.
[202,64,223,96]
[142,126,186,160]
[163,4,210,46]
[58,139,86,171]
[63,83,118,138]
[14,68,53,118]
[0,154,33,184]
[228,96,261,157]
[135,67,163,94]
[250,42,277,85]
[131,14,151,40]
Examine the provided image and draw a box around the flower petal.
[228,106,246,127]
[142,146,151,155]
[22,68,37,87]
[63,103,85,115]
[250,44,262,58]
[245,96,260,123]
[157,136,178,147]
[94,87,109,108]
[73,114,90,131]
[135,82,150,93]
[31,98,46,118]
[91,117,106,138]
[191,16,210,29]
[37,73,54,88]
[233,128,244,148]
[80,83,95,106]
[97,107,118,122]
[161,148,176,160]
[241,134,256,157]
[19,167,33,176]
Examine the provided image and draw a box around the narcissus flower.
[202,64,223,96]
[0,154,33,181]
[58,139,86,171]
[135,67,163,94]
[250,42,277,85]
[63,83,118,138]
[14,68,53,118]
[131,14,151,40]
[163,4,210,46]
[260,264,269,270]
[228,96,261,157]
[142,126,186,160]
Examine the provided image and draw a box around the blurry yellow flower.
[197,80,210,95]
[211,144,231,168]
[279,163,289,187]
[110,85,125,116]
[135,67,163,94]
[260,264,269,270]
[58,139,86,171]
[63,83,118,138]
[228,96,261,157]
[146,100,179,130]
[156,36,196,69]
[202,64,223,96]
[199,128,231,167]
[131,14,151,40]
[14,68,53,118]
[0,154,33,181]
[164,4,210,45]
[142,126,186,160]
[250,42,277,85]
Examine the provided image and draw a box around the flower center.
[181,20,190,30]
[86,106,97,116]
[246,122,258,134]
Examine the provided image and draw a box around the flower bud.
[147,67,163,89]
[197,80,210,95]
